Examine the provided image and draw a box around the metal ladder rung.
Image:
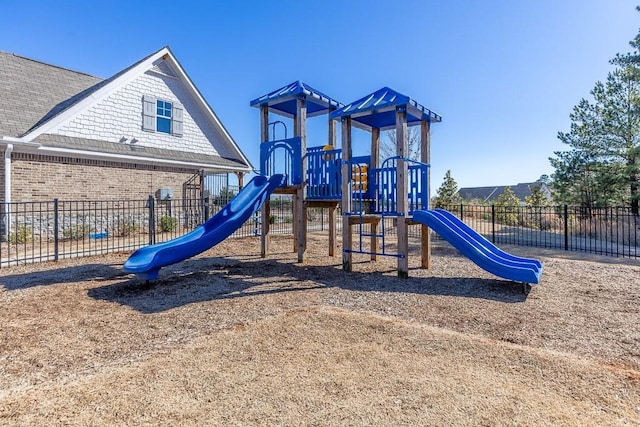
[360,232,384,238]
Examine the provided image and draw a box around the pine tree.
[495,187,520,225]
[525,183,551,207]
[551,7,640,214]
[550,66,640,212]
[433,170,461,208]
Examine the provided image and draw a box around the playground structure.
[252,82,441,278]
[124,81,542,284]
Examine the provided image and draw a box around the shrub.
[9,224,31,244]
[159,215,177,232]
[269,215,277,224]
[63,224,92,240]
[116,219,139,237]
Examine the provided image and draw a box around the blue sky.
[2,1,639,189]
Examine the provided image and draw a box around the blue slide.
[412,209,542,284]
[124,174,285,280]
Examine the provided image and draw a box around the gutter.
[0,136,252,173]
[3,143,13,239]
[4,143,12,205]
[36,146,253,173]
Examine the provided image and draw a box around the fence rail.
[438,204,640,258]
[0,199,638,268]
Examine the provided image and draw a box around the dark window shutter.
[172,104,184,136]
[142,95,156,131]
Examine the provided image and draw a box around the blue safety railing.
[259,137,302,186]
[342,156,372,214]
[306,145,342,199]
[372,156,429,215]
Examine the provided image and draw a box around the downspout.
[4,144,12,239]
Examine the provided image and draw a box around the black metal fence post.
[148,195,155,245]
[53,198,59,262]
[203,195,211,222]
[564,204,569,251]
[491,204,496,243]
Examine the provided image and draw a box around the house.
[0,46,252,204]
[457,182,552,204]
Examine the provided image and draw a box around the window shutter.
[172,104,184,136]
[142,95,156,131]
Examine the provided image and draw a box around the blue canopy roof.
[250,81,343,118]
[329,87,442,131]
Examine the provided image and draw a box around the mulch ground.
[0,233,638,425]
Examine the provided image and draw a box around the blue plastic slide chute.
[124,174,286,280]
[412,209,542,284]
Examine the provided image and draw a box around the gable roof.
[0,47,252,172]
[250,81,343,118]
[458,182,551,203]
[329,87,442,131]
[0,51,102,137]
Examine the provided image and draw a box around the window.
[142,95,184,136]
[156,100,172,134]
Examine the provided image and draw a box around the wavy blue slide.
[413,209,542,284]
[124,174,285,280]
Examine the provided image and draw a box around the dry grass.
[0,233,638,425]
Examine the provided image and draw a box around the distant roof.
[250,81,343,118]
[458,182,550,203]
[329,87,442,131]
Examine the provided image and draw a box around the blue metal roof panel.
[329,87,442,130]
[250,81,343,117]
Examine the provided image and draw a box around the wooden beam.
[348,215,382,225]
[341,117,352,271]
[370,127,380,261]
[296,98,307,262]
[329,205,337,257]
[235,172,244,189]
[328,113,337,147]
[260,105,269,258]
[396,108,409,278]
[421,120,432,269]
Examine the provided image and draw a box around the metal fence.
[0,199,638,268]
[438,204,640,258]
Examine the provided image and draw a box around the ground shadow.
[88,253,529,314]
[0,263,126,291]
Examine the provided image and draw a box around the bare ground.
[0,233,638,425]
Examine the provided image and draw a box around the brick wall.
[10,153,198,202]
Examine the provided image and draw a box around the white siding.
[53,67,227,157]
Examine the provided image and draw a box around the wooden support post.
[370,127,380,261]
[292,194,298,253]
[296,97,307,262]
[259,105,269,258]
[421,120,431,269]
[328,113,337,146]
[341,117,353,271]
[396,108,409,278]
[328,114,338,257]
[235,172,244,189]
[329,204,337,256]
